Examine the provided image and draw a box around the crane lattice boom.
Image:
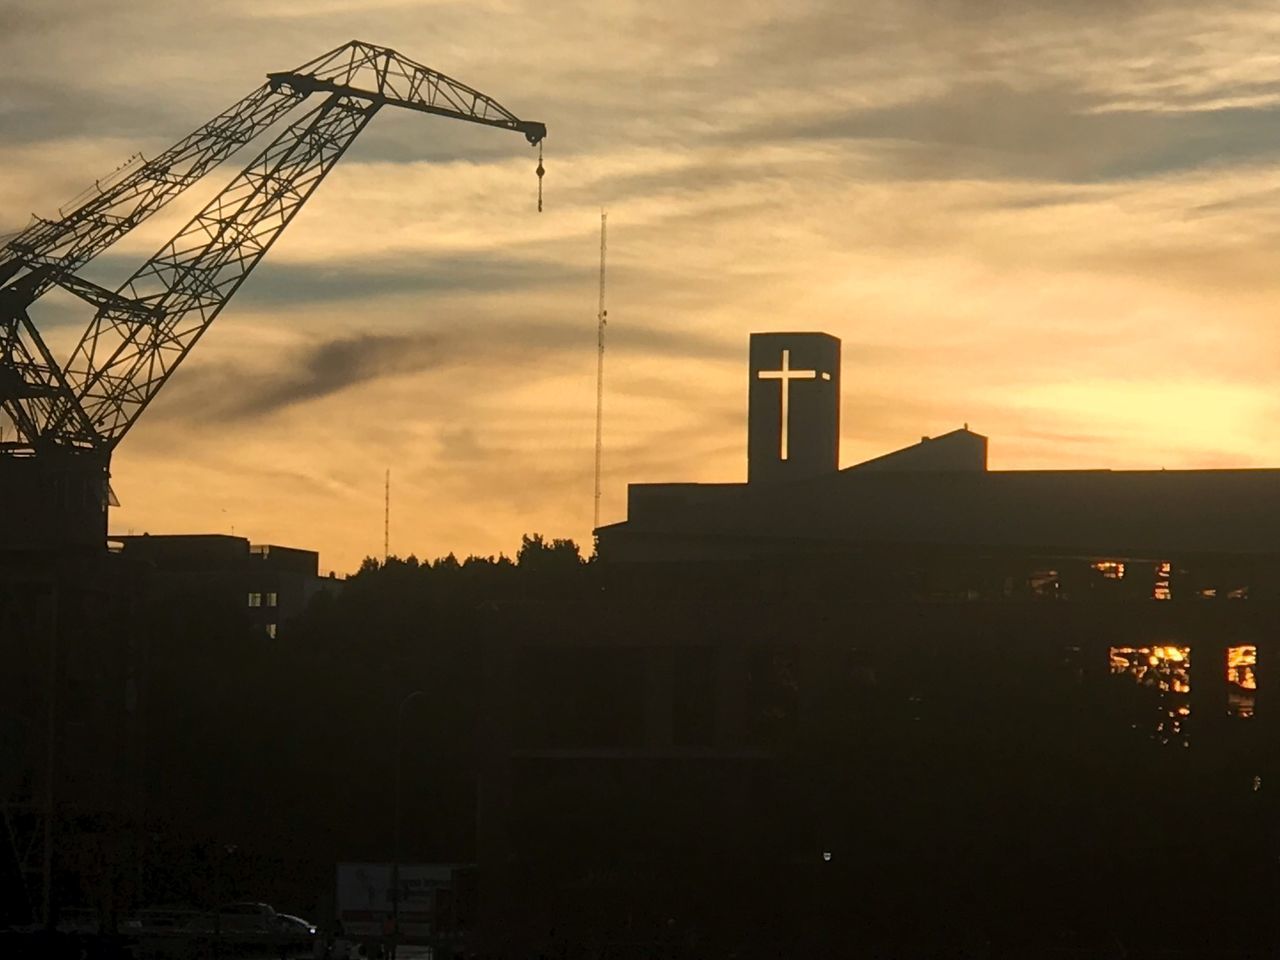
[0,40,544,457]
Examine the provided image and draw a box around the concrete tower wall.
[748,332,840,484]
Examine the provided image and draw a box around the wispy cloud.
[7,0,1280,570]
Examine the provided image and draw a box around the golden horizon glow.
[8,4,1280,571]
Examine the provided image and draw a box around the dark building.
[0,450,111,555]
[0,546,147,933]
[476,559,1280,955]
[471,332,1280,955]
[112,534,338,639]
[599,331,1280,599]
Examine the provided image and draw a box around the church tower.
[748,332,841,484]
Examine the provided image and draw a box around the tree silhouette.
[516,533,584,571]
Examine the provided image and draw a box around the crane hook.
[536,142,545,213]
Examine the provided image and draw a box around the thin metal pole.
[393,690,425,959]
[393,733,401,958]
[593,211,607,531]
[42,583,57,931]
[384,469,390,564]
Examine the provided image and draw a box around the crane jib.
[264,71,546,145]
[0,40,547,456]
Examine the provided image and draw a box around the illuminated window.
[266,592,278,608]
[1228,645,1257,719]
[1227,645,1256,689]
[1028,570,1059,598]
[1109,644,1192,745]
[265,623,277,639]
[1109,644,1190,691]
[1153,562,1172,601]
[1091,560,1125,580]
[247,593,262,608]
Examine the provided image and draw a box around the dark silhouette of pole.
[42,584,58,932]
[593,210,607,531]
[393,690,426,959]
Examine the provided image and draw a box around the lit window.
[1028,570,1059,598]
[247,593,262,608]
[1091,560,1125,580]
[1109,644,1191,692]
[1228,645,1257,719]
[1228,646,1257,691]
[265,623,277,639]
[1109,644,1193,744]
[266,592,278,608]
[1153,562,1172,601]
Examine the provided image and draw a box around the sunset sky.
[5,0,1280,573]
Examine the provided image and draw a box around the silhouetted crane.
[0,40,545,545]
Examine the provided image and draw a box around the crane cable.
[536,141,545,213]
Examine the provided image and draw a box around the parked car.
[220,901,281,934]
[277,913,318,937]
[275,913,322,957]
[185,901,282,935]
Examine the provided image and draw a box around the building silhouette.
[599,332,1280,603]
[111,534,338,639]
[471,331,1280,955]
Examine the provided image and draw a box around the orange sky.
[6,1,1280,573]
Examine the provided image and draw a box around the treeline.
[131,533,592,919]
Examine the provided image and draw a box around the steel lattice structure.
[0,39,545,457]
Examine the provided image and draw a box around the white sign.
[336,862,453,938]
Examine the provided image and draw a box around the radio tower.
[593,212,608,531]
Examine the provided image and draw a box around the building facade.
[111,534,339,639]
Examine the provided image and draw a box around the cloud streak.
[213,333,442,420]
[8,0,1280,571]
[157,315,741,427]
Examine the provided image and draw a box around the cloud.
[83,251,588,307]
[165,332,440,421]
[728,81,1280,183]
[11,0,1280,571]
[156,311,742,427]
[0,77,194,147]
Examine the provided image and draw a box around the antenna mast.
[384,468,390,564]
[593,212,608,531]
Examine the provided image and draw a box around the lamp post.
[393,690,426,959]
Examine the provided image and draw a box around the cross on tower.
[757,348,822,460]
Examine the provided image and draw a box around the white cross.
[757,348,819,460]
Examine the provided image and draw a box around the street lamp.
[393,690,426,959]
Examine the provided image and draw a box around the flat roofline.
[111,532,248,541]
[626,466,1280,488]
[595,526,1280,560]
[933,467,1280,479]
